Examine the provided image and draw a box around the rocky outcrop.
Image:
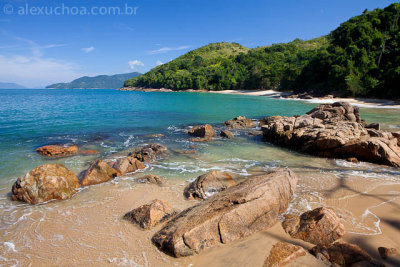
[81,160,121,187]
[152,169,297,257]
[187,124,216,138]
[129,143,167,162]
[36,145,78,158]
[261,102,400,167]
[220,129,234,139]
[224,116,255,129]
[310,242,376,267]
[264,242,307,267]
[183,170,236,200]
[110,156,145,175]
[137,174,165,186]
[11,164,80,204]
[282,207,345,246]
[123,199,177,229]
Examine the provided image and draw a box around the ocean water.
[0,89,315,184]
[1,89,400,266]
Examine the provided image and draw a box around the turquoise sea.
[1,89,400,266]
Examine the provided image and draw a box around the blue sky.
[0,0,397,87]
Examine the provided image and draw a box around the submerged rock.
[183,170,236,200]
[124,199,177,229]
[129,143,168,162]
[224,116,255,129]
[263,242,307,267]
[282,207,345,246]
[137,174,165,186]
[187,124,216,138]
[261,102,400,167]
[189,137,212,142]
[79,149,99,155]
[248,130,263,136]
[220,129,234,139]
[36,145,78,158]
[310,242,376,267]
[152,169,297,257]
[81,160,121,187]
[143,133,164,138]
[110,156,145,175]
[11,164,80,204]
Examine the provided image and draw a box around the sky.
[0,0,398,88]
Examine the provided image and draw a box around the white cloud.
[148,45,190,55]
[0,31,83,87]
[82,46,95,53]
[128,60,144,70]
[156,60,163,66]
[0,54,83,87]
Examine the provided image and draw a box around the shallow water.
[1,89,400,266]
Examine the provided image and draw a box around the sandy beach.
[3,174,399,266]
[209,89,400,109]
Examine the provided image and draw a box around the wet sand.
[1,168,400,267]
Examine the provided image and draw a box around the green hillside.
[125,3,400,99]
[47,72,141,89]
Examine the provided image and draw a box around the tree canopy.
[125,3,400,99]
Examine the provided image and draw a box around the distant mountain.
[46,72,141,89]
[0,82,27,89]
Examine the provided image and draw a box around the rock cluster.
[129,143,168,162]
[224,116,255,129]
[261,102,400,167]
[36,145,78,158]
[11,164,80,204]
[183,170,236,200]
[152,169,297,257]
[282,206,384,266]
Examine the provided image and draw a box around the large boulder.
[123,199,177,229]
[183,170,236,200]
[263,242,307,267]
[110,156,145,175]
[282,207,345,246]
[310,242,375,267]
[129,143,168,162]
[11,164,80,204]
[36,145,78,158]
[261,102,400,167]
[224,116,255,129]
[187,124,216,138]
[152,169,298,257]
[81,160,121,187]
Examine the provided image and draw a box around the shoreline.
[119,87,400,109]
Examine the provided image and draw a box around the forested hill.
[47,72,141,89]
[125,3,400,99]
